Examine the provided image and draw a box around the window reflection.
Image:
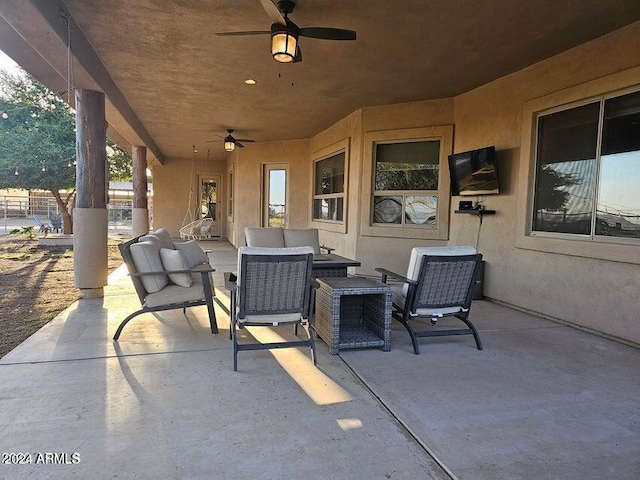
[405,195,437,225]
[596,91,640,239]
[533,103,599,235]
[201,180,217,220]
[313,151,345,223]
[373,196,402,224]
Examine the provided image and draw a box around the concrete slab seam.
[337,354,460,480]
[0,346,228,367]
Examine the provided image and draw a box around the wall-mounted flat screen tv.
[448,146,499,196]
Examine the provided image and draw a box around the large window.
[313,151,345,223]
[533,89,640,241]
[372,140,440,227]
[361,126,452,240]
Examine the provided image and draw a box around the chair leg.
[230,304,239,371]
[306,322,317,365]
[395,313,420,355]
[233,339,238,371]
[294,323,299,336]
[201,273,218,334]
[229,290,236,340]
[457,314,483,350]
[113,309,146,340]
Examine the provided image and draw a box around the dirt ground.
[0,234,124,358]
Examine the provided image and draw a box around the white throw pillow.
[175,240,209,268]
[160,248,193,287]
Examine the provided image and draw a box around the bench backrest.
[118,236,148,304]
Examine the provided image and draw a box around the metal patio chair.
[49,214,62,233]
[32,215,53,235]
[376,246,483,354]
[224,246,317,371]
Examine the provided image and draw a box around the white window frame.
[361,126,452,240]
[310,138,349,234]
[515,67,640,265]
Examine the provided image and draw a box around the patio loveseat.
[113,228,218,340]
[244,227,334,254]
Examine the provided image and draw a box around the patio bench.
[113,228,218,340]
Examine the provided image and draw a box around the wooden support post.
[76,90,107,209]
[73,89,108,298]
[132,146,148,209]
[132,145,149,236]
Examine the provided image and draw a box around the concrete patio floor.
[1,240,638,480]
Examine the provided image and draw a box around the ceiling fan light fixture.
[224,139,236,152]
[271,24,298,63]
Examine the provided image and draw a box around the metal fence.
[1,195,135,235]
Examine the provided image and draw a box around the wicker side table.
[315,277,391,354]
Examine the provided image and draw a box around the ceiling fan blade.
[235,138,256,143]
[259,0,285,24]
[236,141,245,148]
[215,30,271,36]
[299,27,356,40]
[205,140,222,143]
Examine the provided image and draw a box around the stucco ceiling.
[3,0,640,163]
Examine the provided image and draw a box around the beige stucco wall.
[153,22,640,345]
[309,99,455,272]
[226,139,311,247]
[309,110,362,260]
[152,156,228,238]
[307,22,640,344]
[449,21,640,343]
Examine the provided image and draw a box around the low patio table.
[315,276,391,354]
[312,254,361,278]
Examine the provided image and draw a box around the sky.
[0,49,20,75]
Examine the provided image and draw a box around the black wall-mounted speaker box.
[459,201,473,210]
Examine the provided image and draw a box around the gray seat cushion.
[244,227,285,248]
[130,241,169,293]
[175,240,209,268]
[283,228,321,254]
[140,228,175,250]
[144,282,206,308]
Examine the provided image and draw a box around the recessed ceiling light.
[244,79,257,85]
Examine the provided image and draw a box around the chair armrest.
[191,264,214,273]
[375,267,418,285]
[130,264,214,277]
[320,245,335,254]
[224,272,237,291]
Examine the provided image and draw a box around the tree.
[534,164,582,212]
[0,69,133,233]
[107,139,133,182]
[0,70,76,233]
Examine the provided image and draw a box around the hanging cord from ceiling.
[59,10,75,105]
[181,146,198,230]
